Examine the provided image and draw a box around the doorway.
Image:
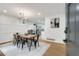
[66,3,79,56]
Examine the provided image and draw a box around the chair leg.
[34,41,37,48]
[29,46,31,51]
[29,40,32,51]
[17,41,19,47]
[26,42,29,47]
[30,40,33,46]
[28,43,31,51]
[38,42,40,46]
[22,43,23,49]
[13,40,16,46]
[21,41,25,49]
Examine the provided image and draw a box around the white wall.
[41,15,66,43]
[0,15,34,42]
[40,4,66,43]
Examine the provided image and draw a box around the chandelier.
[18,12,28,24]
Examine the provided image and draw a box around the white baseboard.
[41,39,65,44]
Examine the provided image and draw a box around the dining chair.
[16,35,21,47]
[13,34,17,45]
[33,35,40,48]
[27,36,36,51]
[28,35,40,51]
[21,37,29,49]
[28,39,32,51]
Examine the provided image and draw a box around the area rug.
[0,42,50,56]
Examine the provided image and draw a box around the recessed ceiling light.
[3,9,7,13]
[37,13,41,15]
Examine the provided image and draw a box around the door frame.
[65,3,72,56]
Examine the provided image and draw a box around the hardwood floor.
[0,40,66,56]
[0,50,5,56]
[42,40,66,56]
[0,40,12,45]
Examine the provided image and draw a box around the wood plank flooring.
[42,40,66,56]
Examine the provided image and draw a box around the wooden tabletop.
[21,34,36,39]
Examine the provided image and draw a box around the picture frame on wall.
[50,17,60,28]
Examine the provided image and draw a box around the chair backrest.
[16,35,21,40]
[13,34,17,40]
[13,33,21,40]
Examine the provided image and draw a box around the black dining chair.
[33,35,40,48]
[27,37,36,51]
[16,35,21,47]
[21,37,29,49]
[13,33,21,47]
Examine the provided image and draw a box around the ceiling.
[0,3,65,18]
